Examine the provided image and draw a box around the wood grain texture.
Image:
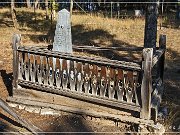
[141,48,153,120]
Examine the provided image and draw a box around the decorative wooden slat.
[24,53,30,81]
[116,69,124,101]
[126,71,133,103]
[55,58,61,88]
[83,63,90,94]
[36,55,42,84]
[29,54,36,82]
[69,60,75,91]
[42,56,48,85]
[21,53,25,80]
[62,59,68,89]
[108,68,115,99]
[133,72,139,105]
[18,52,23,80]
[91,65,98,95]
[76,62,83,92]
[48,57,54,86]
[100,66,107,97]
[122,70,128,101]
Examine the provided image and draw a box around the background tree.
[177,0,180,19]
[26,0,31,8]
[45,0,49,19]
[11,0,19,29]
[35,0,39,9]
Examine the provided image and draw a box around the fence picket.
[18,52,23,80]
[100,66,107,97]
[42,56,48,85]
[36,55,42,84]
[76,62,83,92]
[62,59,68,89]
[83,63,90,94]
[91,65,98,95]
[30,54,35,82]
[126,71,133,103]
[55,58,61,88]
[133,71,139,105]
[116,69,124,101]
[108,68,115,99]
[24,53,30,81]
[69,60,75,91]
[48,57,54,86]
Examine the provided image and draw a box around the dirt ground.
[0,8,180,134]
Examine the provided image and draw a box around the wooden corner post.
[141,48,153,120]
[12,34,21,90]
[158,34,166,82]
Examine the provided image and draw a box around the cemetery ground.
[0,8,180,133]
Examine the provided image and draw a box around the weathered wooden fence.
[12,33,166,121]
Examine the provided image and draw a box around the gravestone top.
[53,9,72,53]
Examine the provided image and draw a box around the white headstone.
[53,9,72,53]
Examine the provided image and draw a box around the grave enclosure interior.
[9,5,166,125]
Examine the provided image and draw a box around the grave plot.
[3,2,168,133]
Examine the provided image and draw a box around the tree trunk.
[177,0,180,19]
[144,0,158,51]
[26,0,31,8]
[11,0,19,29]
[70,0,73,18]
[45,0,49,19]
[52,0,56,20]
[35,0,39,9]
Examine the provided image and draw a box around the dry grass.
[0,7,179,132]
[72,14,145,46]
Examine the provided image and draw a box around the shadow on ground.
[161,48,180,131]
[0,70,13,96]
[43,114,93,133]
[0,113,26,133]
[23,112,136,133]
[71,24,143,62]
[161,12,180,29]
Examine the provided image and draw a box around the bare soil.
[0,8,179,134]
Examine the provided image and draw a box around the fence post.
[158,35,166,81]
[12,34,21,90]
[151,34,166,121]
[141,48,153,120]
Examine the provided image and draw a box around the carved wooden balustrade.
[12,34,166,122]
[14,45,142,112]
